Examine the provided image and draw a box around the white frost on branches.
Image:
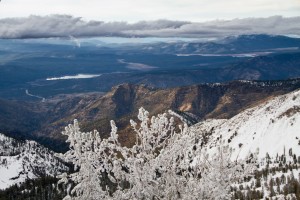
[58,107,257,200]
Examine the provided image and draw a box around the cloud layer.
[0,15,299,39]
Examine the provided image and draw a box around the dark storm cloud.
[0,15,299,39]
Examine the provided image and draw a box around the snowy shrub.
[58,107,257,200]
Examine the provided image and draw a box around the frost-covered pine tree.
[58,107,257,200]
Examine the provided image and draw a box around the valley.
[0,34,300,199]
[1,78,300,152]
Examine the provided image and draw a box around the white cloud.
[0,15,299,39]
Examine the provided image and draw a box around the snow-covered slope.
[191,88,300,160]
[0,133,68,189]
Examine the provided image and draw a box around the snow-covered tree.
[58,107,257,200]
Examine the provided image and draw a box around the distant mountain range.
[136,34,300,54]
[0,34,300,99]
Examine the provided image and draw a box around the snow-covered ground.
[191,88,300,160]
[0,134,68,189]
[189,89,300,198]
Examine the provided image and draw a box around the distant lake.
[46,74,101,80]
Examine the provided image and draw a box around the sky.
[0,0,299,22]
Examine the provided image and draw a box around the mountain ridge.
[41,78,300,149]
[1,78,300,152]
[191,88,300,159]
[0,133,68,189]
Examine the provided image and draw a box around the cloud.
[0,15,299,39]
